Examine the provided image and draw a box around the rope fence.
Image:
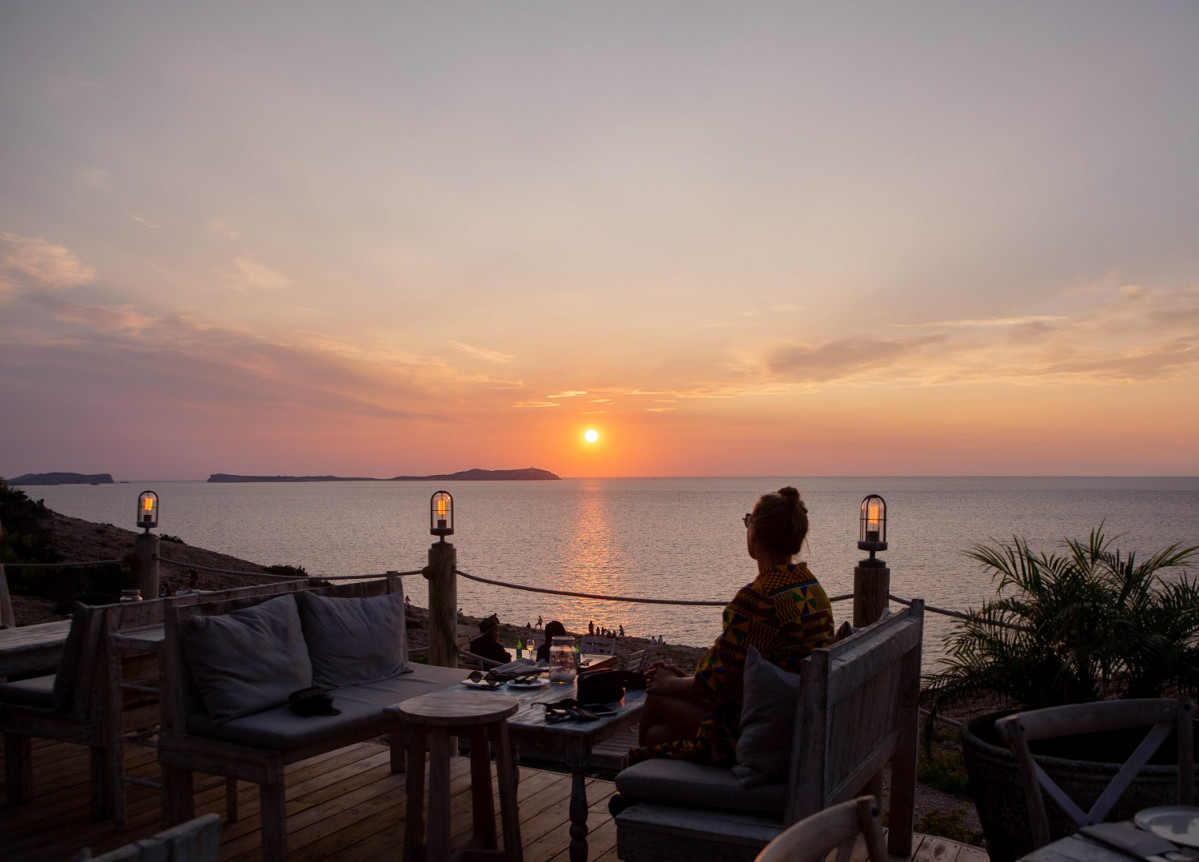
[5,555,992,626]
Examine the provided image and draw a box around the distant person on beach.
[469,614,512,665]
[631,486,834,766]
[536,620,567,663]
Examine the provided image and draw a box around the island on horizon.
[7,472,115,486]
[208,467,560,483]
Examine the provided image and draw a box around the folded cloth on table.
[488,658,550,680]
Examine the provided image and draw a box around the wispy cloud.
[451,341,516,363]
[210,218,242,241]
[0,232,97,296]
[547,390,587,398]
[514,401,561,408]
[131,215,161,230]
[224,256,290,291]
[744,284,1199,387]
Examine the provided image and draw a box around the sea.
[21,476,1199,665]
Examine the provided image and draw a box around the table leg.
[568,765,589,862]
[428,728,452,861]
[403,723,427,862]
[469,725,497,847]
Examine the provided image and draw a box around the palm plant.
[924,526,1199,713]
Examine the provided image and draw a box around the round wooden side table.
[397,690,523,862]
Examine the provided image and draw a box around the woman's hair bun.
[778,486,801,504]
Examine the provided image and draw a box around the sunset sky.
[2,2,1198,480]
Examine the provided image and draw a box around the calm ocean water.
[24,477,1199,662]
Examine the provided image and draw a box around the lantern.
[430,491,454,538]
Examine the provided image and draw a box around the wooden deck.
[0,737,987,861]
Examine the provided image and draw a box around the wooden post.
[133,531,160,600]
[0,520,14,628]
[425,539,457,668]
[852,559,890,628]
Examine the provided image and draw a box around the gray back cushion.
[52,602,90,712]
[300,590,409,689]
[182,595,312,721]
[732,645,802,788]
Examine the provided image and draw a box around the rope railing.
[456,567,855,607]
[5,555,992,623]
[0,559,123,568]
[889,594,1033,632]
[157,555,424,581]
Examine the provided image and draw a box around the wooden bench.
[1,581,310,827]
[158,576,463,860]
[613,600,924,862]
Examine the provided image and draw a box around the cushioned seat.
[186,665,464,750]
[0,674,57,708]
[615,758,787,814]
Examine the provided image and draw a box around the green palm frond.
[925,527,1199,710]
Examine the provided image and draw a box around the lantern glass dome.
[430,491,454,537]
[857,494,886,551]
[137,490,159,530]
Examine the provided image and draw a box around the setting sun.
[584,429,599,444]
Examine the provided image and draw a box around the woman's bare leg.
[638,691,712,747]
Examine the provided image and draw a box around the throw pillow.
[182,595,312,721]
[300,590,409,688]
[52,602,90,712]
[732,645,802,788]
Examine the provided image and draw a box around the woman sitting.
[536,620,567,663]
[632,486,834,766]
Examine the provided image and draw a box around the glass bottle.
[548,636,577,683]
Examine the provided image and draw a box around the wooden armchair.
[1,602,112,818]
[614,601,924,862]
[753,795,887,862]
[996,696,1196,850]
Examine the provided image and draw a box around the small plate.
[1134,806,1199,848]
[461,679,505,689]
[507,677,550,689]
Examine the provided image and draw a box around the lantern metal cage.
[430,491,454,539]
[137,490,159,531]
[857,494,887,554]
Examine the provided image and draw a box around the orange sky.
[2,3,1198,479]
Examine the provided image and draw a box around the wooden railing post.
[133,531,160,600]
[424,539,457,668]
[853,558,890,628]
[0,520,14,628]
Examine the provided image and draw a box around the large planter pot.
[961,710,1198,862]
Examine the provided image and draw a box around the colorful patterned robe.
[631,561,834,766]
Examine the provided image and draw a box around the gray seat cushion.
[186,664,464,750]
[615,757,787,814]
[0,674,57,708]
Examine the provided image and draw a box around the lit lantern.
[430,491,454,539]
[857,494,887,557]
[137,490,159,531]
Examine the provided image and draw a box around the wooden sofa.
[1,581,310,828]
[613,600,924,862]
[158,576,463,860]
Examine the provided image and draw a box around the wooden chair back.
[786,600,924,858]
[581,635,616,655]
[754,795,887,862]
[622,649,646,672]
[996,696,1196,849]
